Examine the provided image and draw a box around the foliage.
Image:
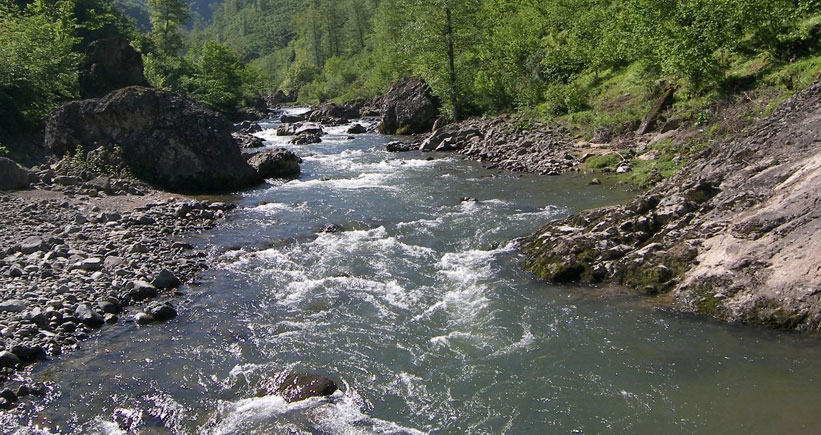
[0,0,138,133]
[62,144,133,179]
[0,0,81,132]
[181,40,263,113]
[147,0,190,55]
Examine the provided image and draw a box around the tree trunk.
[445,7,460,121]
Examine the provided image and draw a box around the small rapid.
[8,109,821,434]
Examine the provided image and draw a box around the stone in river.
[128,280,159,301]
[0,351,21,369]
[276,373,339,403]
[151,269,180,290]
[74,303,104,328]
[145,301,177,321]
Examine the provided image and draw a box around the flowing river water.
[7,110,821,434]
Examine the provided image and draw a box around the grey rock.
[80,257,104,271]
[145,301,176,322]
[20,237,45,254]
[347,123,367,134]
[74,303,104,328]
[377,77,440,135]
[0,388,17,403]
[135,312,154,324]
[276,373,339,403]
[78,37,150,99]
[247,149,302,179]
[0,351,20,368]
[45,87,262,193]
[0,157,30,191]
[151,269,180,290]
[10,344,46,363]
[0,300,26,313]
[128,280,158,301]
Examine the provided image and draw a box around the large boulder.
[265,90,298,106]
[246,149,302,178]
[79,38,150,99]
[377,78,441,135]
[306,102,364,125]
[0,158,30,190]
[45,87,263,193]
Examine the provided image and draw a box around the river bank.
[0,176,234,406]
[522,80,821,331]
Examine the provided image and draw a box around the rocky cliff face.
[45,87,262,193]
[522,81,821,332]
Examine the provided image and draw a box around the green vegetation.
[61,144,133,179]
[1,0,133,133]
[2,0,820,161]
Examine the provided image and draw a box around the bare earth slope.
[522,81,821,331]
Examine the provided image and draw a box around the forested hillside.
[194,0,821,122]
[2,0,820,142]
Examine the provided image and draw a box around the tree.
[182,41,263,114]
[147,0,189,55]
[0,0,80,132]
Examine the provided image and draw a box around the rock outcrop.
[390,116,577,175]
[306,102,363,125]
[0,158,30,191]
[45,86,262,193]
[377,78,440,135]
[78,38,150,99]
[522,81,821,332]
[246,149,302,179]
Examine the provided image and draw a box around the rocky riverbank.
[0,177,234,406]
[522,81,821,332]
[387,116,582,175]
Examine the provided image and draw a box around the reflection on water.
[6,110,821,434]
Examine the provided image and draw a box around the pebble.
[0,183,231,384]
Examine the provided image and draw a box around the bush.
[60,145,133,179]
[542,82,589,116]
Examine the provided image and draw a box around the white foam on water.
[277,172,398,191]
[203,387,425,435]
[306,227,436,262]
[248,201,310,214]
[488,321,538,358]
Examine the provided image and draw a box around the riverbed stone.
[151,269,181,290]
[0,300,26,313]
[144,301,177,321]
[276,373,339,403]
[0,351,20,368]
[74,304,104,328]
[128,280,159,301]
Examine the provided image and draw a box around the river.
[7,110,821,434]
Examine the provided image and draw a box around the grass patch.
[585,153,623,170]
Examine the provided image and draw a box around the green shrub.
[585,153,623,170]
[61,145,133,179]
